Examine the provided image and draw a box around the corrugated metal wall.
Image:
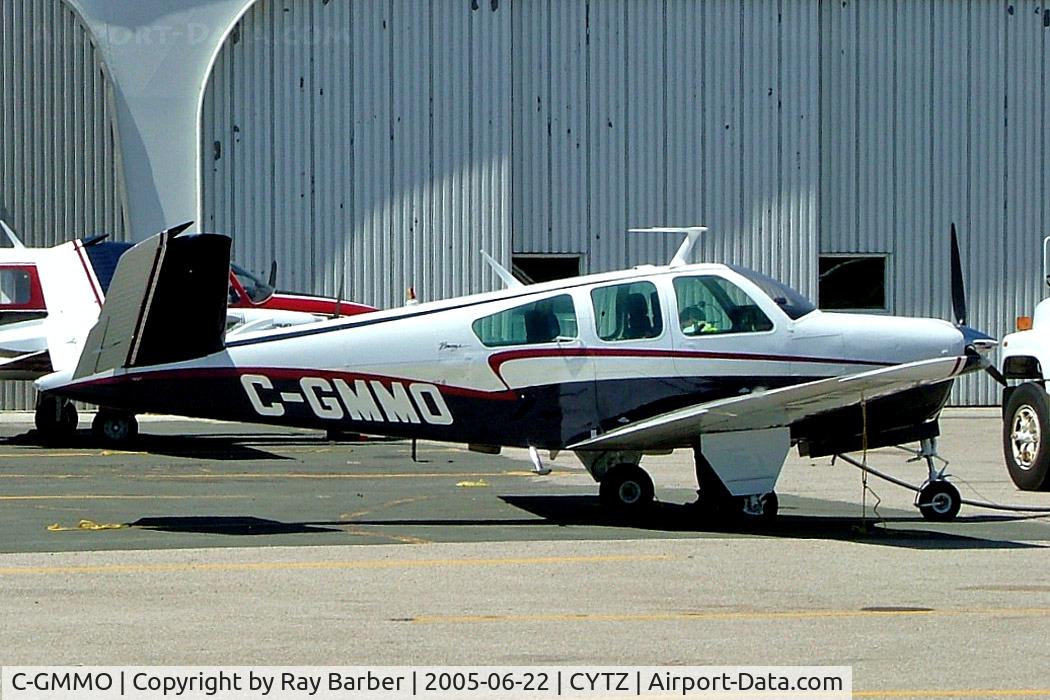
[0,0,128,410]
[202,0,512,309]
[510,0,820,297]
[201,0,1049,406]
[203,0,819,308]
[819,0,1050,405]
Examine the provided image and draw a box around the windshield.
[729,265,816,320]
[231,263,274,304]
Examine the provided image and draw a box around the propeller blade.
[950,222,967,326]
[268,260,278,288]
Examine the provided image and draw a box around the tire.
[599,464,655,514]
[758,491,779,519]
[34,395,78,439]
[733,492,779,522]
[917,480,961,522]
[92,411,139,445]
[1003,382,1050,491]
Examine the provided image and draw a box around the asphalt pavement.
[0,409,1047,699]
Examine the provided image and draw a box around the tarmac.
[0,408,1048,698]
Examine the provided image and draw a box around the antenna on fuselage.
[480,249,524,289]
[627,226,708,267]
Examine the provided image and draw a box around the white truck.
[1000,237,1050,491]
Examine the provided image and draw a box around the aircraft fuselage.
[48,263,966,451]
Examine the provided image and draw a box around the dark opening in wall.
[512,255,582,284]
[818,255,888,311]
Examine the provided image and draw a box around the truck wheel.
[1003,383,1050,491]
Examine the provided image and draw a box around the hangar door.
[0,0,129,410]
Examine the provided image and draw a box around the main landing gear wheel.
[34,394,78,439]
[1003,383,1050,491]
[750,491,779,520]
[92,410,138,445]
[599,464,655,514]
[917,480,961,522]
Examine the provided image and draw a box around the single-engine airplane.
[35,224,996,522]
[0,220,375,437]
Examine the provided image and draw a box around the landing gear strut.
[34,394,78,440]
[913,438,961,522]
[693,446,778,520]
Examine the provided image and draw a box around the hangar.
[1,0,1049,408]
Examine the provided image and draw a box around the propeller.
[949,223,967,326]
[949,222,1006,387]
[268,260,278,288]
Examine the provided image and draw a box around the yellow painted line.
[0,452,110,459]
[0,553,671,576]
[0,494,248,501]
[409,606,1050,625]
[338,496,435,544]
[340,525,432,545]
[342,496,432,520]
[856,692,1050,699]
[47,520,127,532]
[0,471,535,480]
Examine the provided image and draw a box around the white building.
[2,0,1049,408]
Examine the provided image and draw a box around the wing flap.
[569,356,969,451]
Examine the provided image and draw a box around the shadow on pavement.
[131,516,342,536]
[495,495,1046,550]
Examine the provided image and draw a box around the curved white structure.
[63,0,257,234]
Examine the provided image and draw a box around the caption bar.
[1,666,851,699]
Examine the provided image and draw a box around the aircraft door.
[670,274,786,402]
[588,279,681,432]
[471,292,596,447]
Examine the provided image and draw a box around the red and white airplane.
[0,221,374,435]
[35,225,995,522]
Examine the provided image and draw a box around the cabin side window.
[591,281,663,341]
[0,268,38,307]
[471,294,577,347]
[673,276,773,336]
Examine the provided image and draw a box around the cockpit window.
[729,265,816,320]
[231,263,275,304]
[472,294,577,347]
[673,275,774,335]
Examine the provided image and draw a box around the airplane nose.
[928,318,967,359]
[959,324,997,354]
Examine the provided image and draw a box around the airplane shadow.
[494,495,1045,550]
[5,430,301,461]
[130,516,342,536]
[113,498,1045,549]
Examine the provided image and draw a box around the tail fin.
[73,225,231,379]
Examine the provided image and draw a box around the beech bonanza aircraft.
[0,221,374,437]
[35,225,996,522]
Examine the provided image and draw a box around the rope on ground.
[835,453,1050,514]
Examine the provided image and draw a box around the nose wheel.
[910,438,962,522]
[916,480,961,522]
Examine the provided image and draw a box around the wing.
[569,355,972,451]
